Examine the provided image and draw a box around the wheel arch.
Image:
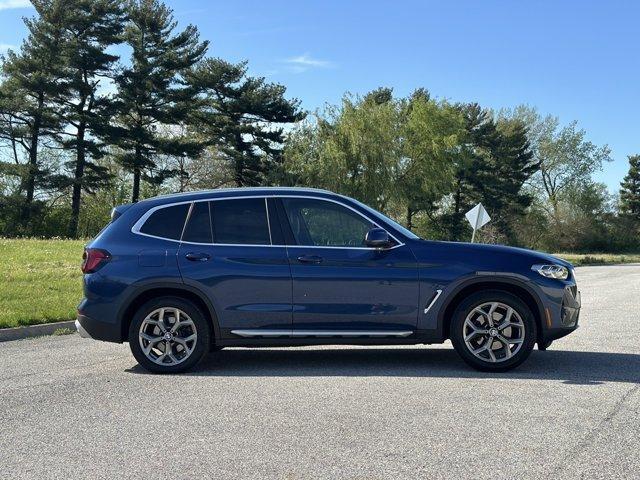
[439,277,545,343]
[118,283,220,343]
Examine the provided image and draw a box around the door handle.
[297,255,323,264]
[185,252,211,262]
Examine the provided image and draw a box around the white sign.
[465,203,491,243]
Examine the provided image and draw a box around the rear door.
[177,197,292,334]
[277,197,419,333]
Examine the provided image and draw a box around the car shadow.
[126,347,640,385]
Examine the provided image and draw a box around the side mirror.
[365,227,392,249]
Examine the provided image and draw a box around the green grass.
[0,238,639,329]
[0,238,85,329]
[553,252,640,266]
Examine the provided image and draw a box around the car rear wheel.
[450,291,536,372]
[128,297,210,374]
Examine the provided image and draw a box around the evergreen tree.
[440,103,494,240]
[441,104,536,243]
[187,58,305,187]
[113,0,209,203]
[0,0,66,229]
[479,117,537,240]
[54,0,125,238]
[620,155,640,220]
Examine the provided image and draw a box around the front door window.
[281,197,375,248]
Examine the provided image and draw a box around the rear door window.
[139,204,190,240]
[182,202,213,243]
[211,198,271,245]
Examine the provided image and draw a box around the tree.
[549,181,613,252]
[483,117,537,240]
[113,0,209,203]
[436,104,536,243]
[0,0,66,229]
[53,0,125,238]
[187,58,305,188]
[499,105,612,223]
[284,89,401,210]
[399,91,464,229]
[619,155,640,220]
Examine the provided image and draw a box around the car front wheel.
[450,291,537,372]
[128,297,210,374]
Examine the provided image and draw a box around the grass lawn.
[0,238,85,329]
[554,252,640,266]
[1,238,639,329]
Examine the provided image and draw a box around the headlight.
[531,264,569,280]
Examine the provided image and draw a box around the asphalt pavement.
[1,265,639,479]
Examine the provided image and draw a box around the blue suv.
[76,187,580,373]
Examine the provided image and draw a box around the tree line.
[285,92,640,252]
[1,1,639,253]
[0,0,303,238]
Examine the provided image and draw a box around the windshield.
[350,198,421,240]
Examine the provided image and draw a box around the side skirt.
[230,329,414,338]
[218,329,442,348]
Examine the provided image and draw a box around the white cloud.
[283,53,334,73]
[0,0,33,10]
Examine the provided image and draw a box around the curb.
[0,320,76,343]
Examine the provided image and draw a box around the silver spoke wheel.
[138,307,197,366]
[463,302,525,363]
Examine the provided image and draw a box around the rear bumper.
[75,319,91,338]
[76,313,122,343]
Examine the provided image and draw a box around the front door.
[177,197,292,333]
[278,197,419,332]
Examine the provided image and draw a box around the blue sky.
[1,0,638,192]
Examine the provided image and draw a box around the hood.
[413,239,573,270]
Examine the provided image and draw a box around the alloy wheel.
[463,302,525,363]
[138,307,198,366]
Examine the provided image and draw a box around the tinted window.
[212,198,271,245]
[282,198,374,247]
[182,202,213,243]
[139,204,189,240]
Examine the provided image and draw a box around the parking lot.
[1,264,639,479]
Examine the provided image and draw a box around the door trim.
[131,194,405,249]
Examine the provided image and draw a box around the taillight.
[82,248,111,274]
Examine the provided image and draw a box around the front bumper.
[542,284,581,343]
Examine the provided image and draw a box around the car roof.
[138,187,337,205]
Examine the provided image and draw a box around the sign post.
[465,203,491,243]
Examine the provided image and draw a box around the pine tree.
[620,155,640,220]
[0,0,66,230]
[112,0,209,203]
[441,104,536,242]
[479,117,537,241]
[187,58,305,187]
[54,0,125,238]
[439,103,493,240]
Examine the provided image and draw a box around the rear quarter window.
[139,204,190,240]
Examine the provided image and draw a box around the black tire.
[450,290,537,372]
[128,296,211,374]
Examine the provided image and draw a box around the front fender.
[419,272,548,341]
